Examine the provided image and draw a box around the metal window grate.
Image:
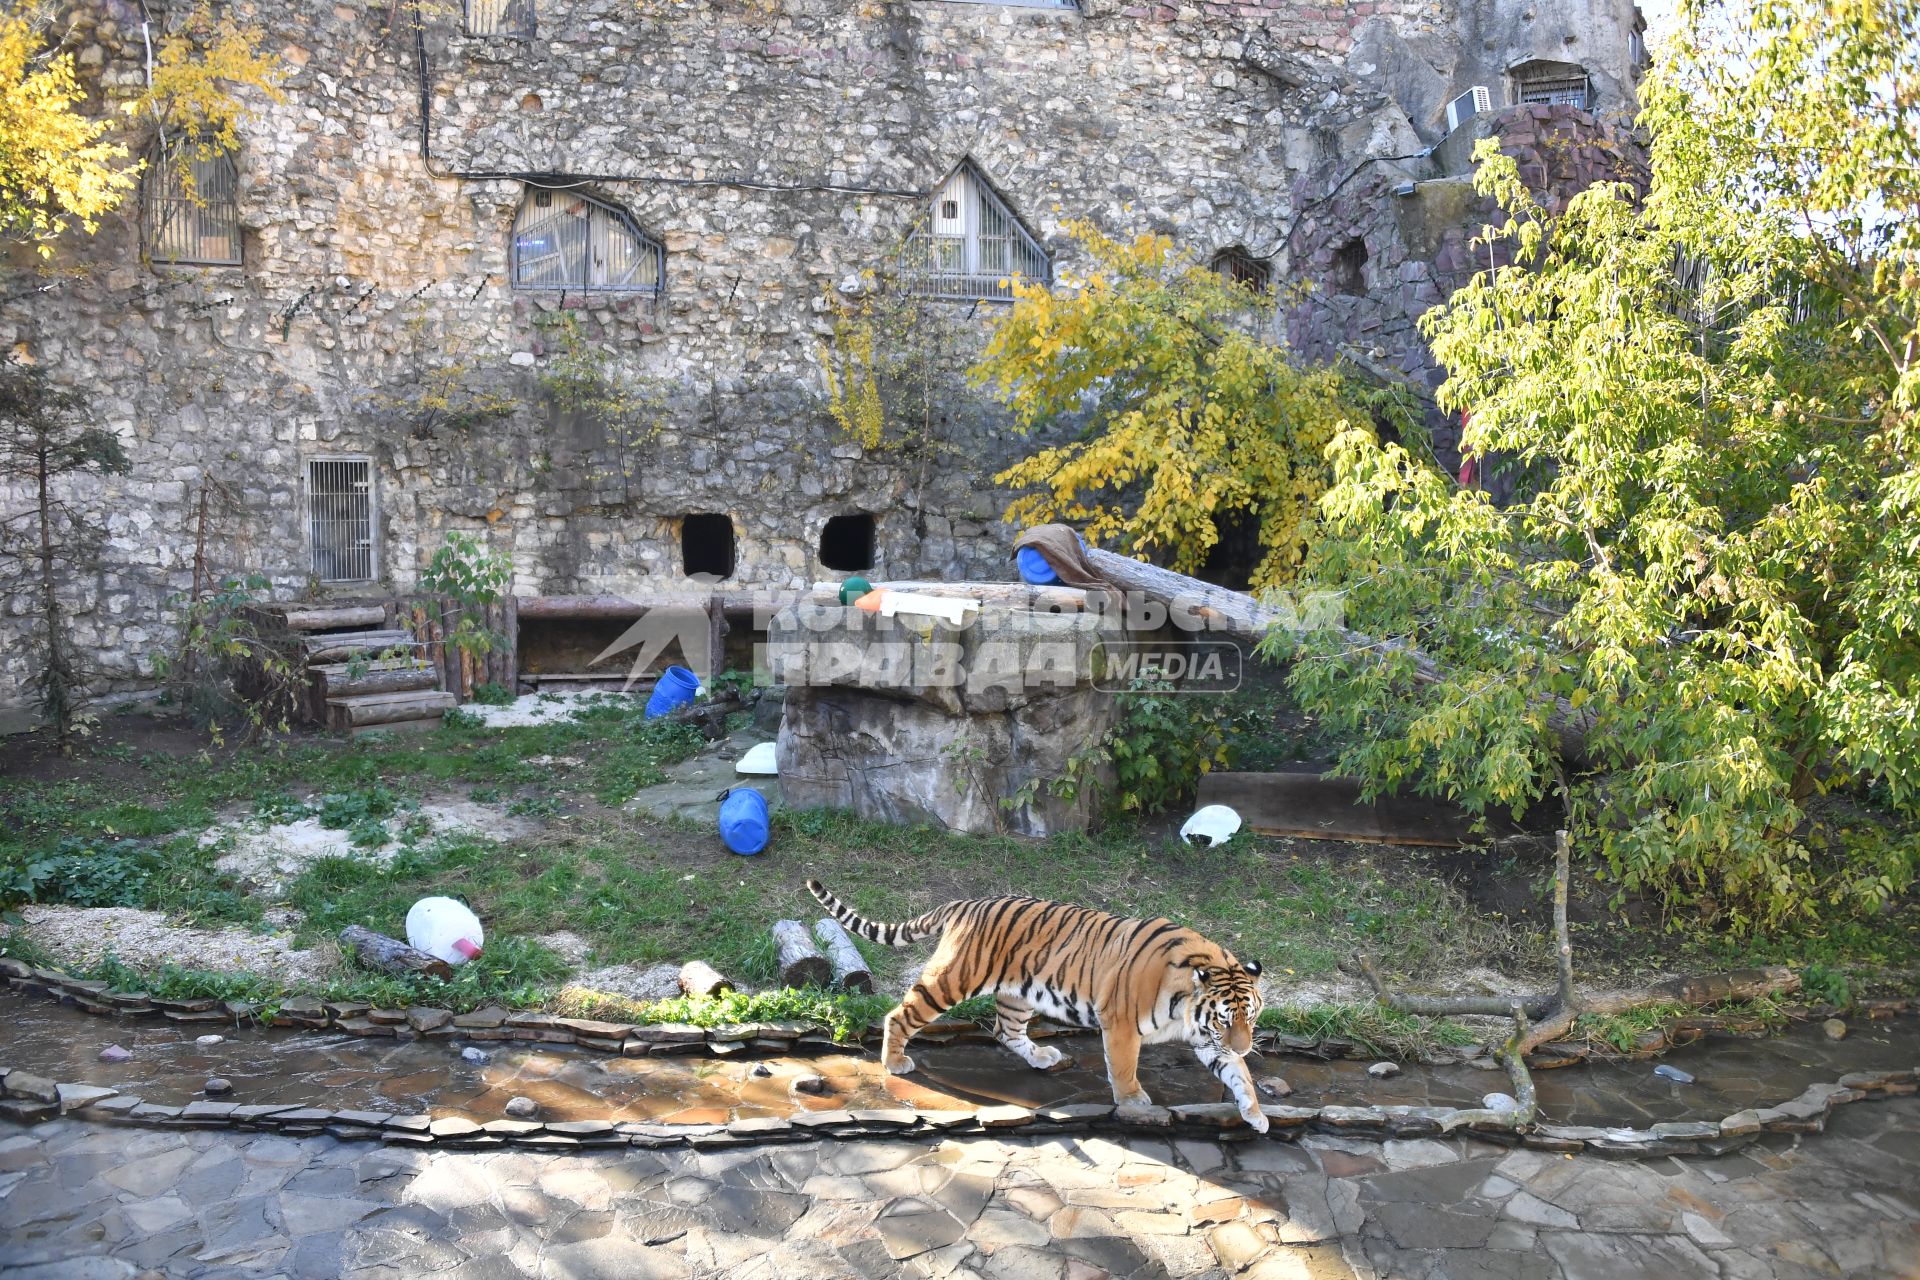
[144,140,241,267]
[902,163,1050,301]
[1211,247,1272,292]
[1515,74,1590,108]
[308,458,375,583]
[466,0,535,36]
[512,187,664,295]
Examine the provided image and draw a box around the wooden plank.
[805,581,1090,612]
[502,593,519,691]
[706,596,728,684]
[1194,771,1485,848]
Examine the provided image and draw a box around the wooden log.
[311,660,437,704]
[813,918,874,993]
[328,690,456,729]
[805,581,1091,612]
[502,593,519,691]
[771,919,832,989]
[339,925,452,980]
[304,631,417,663]
[279,604,388,632]
[706,596,728,684]
[1082,544,1593,764]
[679,960,733,998]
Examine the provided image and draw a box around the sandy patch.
[567,961,687,1002]
[535,930,595,967]
[465,691,645,728]
[205,800,538,894]
[21,904,334,984]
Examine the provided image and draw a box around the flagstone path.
[1,1095,1915,1279]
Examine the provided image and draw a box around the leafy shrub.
[315,784,407,849]
[2,837,159,910]
[471,682,517,706]
[1101,681,1237,815]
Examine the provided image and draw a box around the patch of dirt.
[566,962,687,1002]
[206,800,541,894]
[0,709,226,788]
[535,930,594,967]
[20,904,335,984]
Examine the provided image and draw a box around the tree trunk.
[1082,544,1593,764]
[678,960,733,998]
[771,919,832,988]
[34,438,71,750]
[813,918,874,993]
[338,925,453,980]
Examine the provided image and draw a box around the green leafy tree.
[0,360,130,751]
[1266,0,1920,927]
[419,531,512,667]
[976,223,1361,591]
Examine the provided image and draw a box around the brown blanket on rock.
[1011,524,1124,610]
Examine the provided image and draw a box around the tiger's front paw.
[1030,1044,1067,1072]
[1115,1087,1152,1107]
[885,1054,917,1076]
[1241,1106,1270,1135]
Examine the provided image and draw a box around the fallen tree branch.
[1440,1002,1538,1131]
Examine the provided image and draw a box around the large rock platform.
[767,593,1118,836]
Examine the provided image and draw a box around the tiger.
[806,879,1270,1133]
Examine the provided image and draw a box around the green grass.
[1258,1002,1481,1058]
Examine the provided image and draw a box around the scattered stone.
[98,1044,132,1063]
[1653,1064,1694,1084]
[461,1047,492,1065]
[1482,1093,1519,1113]
[505,1096,541,1119]
[1367,1061,1401,1079]
[751,1063,772,1078]
[1823,1018,1848,1041]
[204,1077,233,1096]
[790,1074,829,1096]
[1257,1075,1292,1099]
[195,1034,224,1047]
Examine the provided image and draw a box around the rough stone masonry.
[0,0,1644,720]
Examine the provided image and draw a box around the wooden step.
[308,659,439,722]
[278,604,388,632]
[326,689,456,732]
[303,630,419,663]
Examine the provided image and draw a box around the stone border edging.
[0,1060,1913,1161]
[6,956,1912,1067]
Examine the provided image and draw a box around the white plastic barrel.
[405,896,485,966]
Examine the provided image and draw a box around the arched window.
[511,187,664,295]
[144,138,241,267]
[902,161,1049,301]
[1211,246,1272,293]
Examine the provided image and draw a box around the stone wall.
[0,0,1643,720]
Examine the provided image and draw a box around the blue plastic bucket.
[645,665,701,718]
[717,788,770,856]
[1016,545,1061,585]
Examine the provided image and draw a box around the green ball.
[838,575,873,605]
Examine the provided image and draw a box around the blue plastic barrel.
[645,665,700,718]
[1016,545,1061,585]
[717,788,770,856]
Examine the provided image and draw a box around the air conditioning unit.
[1446,86,1493,133]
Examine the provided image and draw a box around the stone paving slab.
[1,1096,1916,1278]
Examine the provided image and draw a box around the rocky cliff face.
[0,0,1643,718]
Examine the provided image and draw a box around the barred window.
[511,187,664,295]
[1211,247,1272,293]
[466,0,535,36]
[1513,64,1590,108]
[902,162,1049,301]
[308,457,376,584]
[144,139,241,267]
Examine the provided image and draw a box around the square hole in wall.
[819,513,876,572]
[681,513,736,578]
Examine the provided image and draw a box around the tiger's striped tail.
[806,880,954,947]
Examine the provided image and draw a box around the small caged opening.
[1332,237,1369,297]
[681,513,736,579]
[819,513,876,572]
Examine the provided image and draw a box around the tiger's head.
[1190,958,1264,1055]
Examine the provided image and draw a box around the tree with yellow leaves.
[0,1,278,256]
[975,224,1362,592]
